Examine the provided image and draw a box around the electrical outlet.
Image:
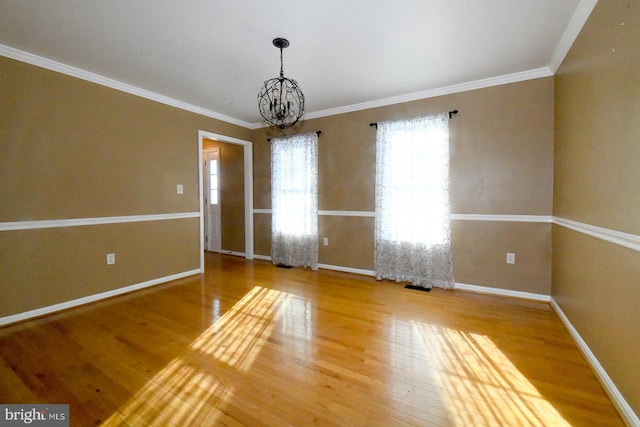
[176,184,184,194]
[506,252,515,264]
[106,253,116,265]
[323,237,329,246]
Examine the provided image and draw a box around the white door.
[203,148,221,252]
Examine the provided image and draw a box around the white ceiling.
[0,0,595,128]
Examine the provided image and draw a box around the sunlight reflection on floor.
[102,286,292,426]
[390,319,571,426]
[100,285,574,426]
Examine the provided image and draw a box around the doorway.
[198,131,253,272]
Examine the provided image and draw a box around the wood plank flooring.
[0,253,625,426]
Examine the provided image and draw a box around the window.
[374,113,454,289]
[209,159,219,205]
[270,132,319,269]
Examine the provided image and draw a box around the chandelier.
[257,38,305,129]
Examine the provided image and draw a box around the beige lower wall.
[452,221,551,295]
[255,213,551,295]
[253,213,272,257]
[552,225,640,413]
[318,216,375,270]
[0,218,200,318]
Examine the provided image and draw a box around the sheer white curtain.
[374,113,454,289]
[271,132,318,270]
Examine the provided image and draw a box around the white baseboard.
[550,298,639,427]
[317,263,376,276]
[455,282,551,302]
[252,257,376,277]
[0,269,201,327]
[246,256,640,423]
[252,258,551,301]
[249,257,377,277]
[218,250,246,257]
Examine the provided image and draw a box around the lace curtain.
[374,113,454,289]
[271,132,318,270]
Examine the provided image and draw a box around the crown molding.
[3,39,553,130]
[4,0,593,132]
[275,67,553,125]
[548,0,598,73]
[0,44,254,129]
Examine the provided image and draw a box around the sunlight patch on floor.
[101,286,292,426]
[192,286,292,369]
[390,319,571,426]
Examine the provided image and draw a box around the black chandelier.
[257,38,305,129]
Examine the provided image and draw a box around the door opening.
[198,130,254,272]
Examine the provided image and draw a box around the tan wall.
[554,2,640,234]
[252,77,554,294]
[0,55,251,318]
[318,216,375,271]
[453,221,551,295]
[203,139,245,253]
[552,226,640,412]
[0,219,199,315]
[553,0,640,414]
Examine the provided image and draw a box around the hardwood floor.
[0,253,625,426]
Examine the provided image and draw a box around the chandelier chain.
[280,47,284,78]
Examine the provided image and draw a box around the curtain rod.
[369,110,459,128]
[267,130,321,142]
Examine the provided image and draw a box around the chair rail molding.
[553,217,640,252]
[0,212,200,232]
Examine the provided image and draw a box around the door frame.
[198,130,254,272]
